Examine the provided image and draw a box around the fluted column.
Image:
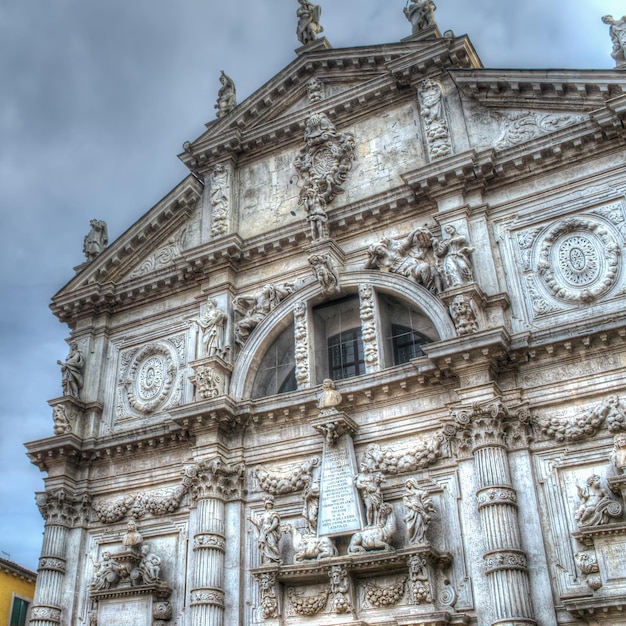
[453,401,536,626]
[29,489,88,626]
[188,457,244,626]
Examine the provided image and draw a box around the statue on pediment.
[57,341,84,399]
[296,0,323,46]
[432,225,475,287]
[602,15,626,67]
[83,219,108,262]
[365,227,443,293]
[233,282,295,345]
[404,0,437,35]
[215,70,236,119]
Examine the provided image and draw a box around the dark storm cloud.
[0,0,622,570]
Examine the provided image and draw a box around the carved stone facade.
[27,8,626,626]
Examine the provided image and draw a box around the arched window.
[251,324,297,399]
[246,288,440,399]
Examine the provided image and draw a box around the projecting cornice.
[451,69,626,110]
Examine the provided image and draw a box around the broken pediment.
[179,36,481,178]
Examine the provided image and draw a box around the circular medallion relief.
[125,342,178,414]
[537,217,620,303]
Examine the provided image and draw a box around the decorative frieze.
[128,227,187,278]
[361,576,406,608]
[493,111,586,150]
[287,586,328,616]
[360,434,446,475]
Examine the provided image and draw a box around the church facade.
[26,5,626,626]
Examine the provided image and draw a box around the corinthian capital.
[35,488,91,527]
[450,399,531,452]
[187,456,245,502]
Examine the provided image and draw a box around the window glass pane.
[327,327,365,380]
[11,598,29,626]
[251,324,296,398]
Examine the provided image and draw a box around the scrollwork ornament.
[536,217,620,304]
[30,606,62,622]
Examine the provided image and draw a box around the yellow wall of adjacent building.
[0,565,36,626]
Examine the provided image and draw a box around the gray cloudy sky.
[0,0,623,571]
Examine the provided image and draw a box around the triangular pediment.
[53,175,202,301]
[179,35,481,176]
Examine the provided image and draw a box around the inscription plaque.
[98,597,151,626]
[596,537,626,583]
[317,433,363,536]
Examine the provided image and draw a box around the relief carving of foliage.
[128,227,187,278]
[255,457,320,495]
[534,395,626,443]
[494,112,586,150]
[362,434,445,475]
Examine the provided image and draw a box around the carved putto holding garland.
[294,112,356,240]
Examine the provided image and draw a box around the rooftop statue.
[602,15,626,67]
[83,219,108,262]
[404,0,437,35]
[296,0,324,46]
[215,70,237,119]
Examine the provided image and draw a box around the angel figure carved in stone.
[575,474,623,527]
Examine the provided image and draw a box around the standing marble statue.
[194,297,227,356]
[57,341,84,399]
[432,225,475,287]
[248,497,283,564]
[215,71,237,119]
[355,464,385,526]
[404,0,437,35]
[602,15,626,67]
[83,219,108,262]
[296,0,324,45]
[403,479,435,545]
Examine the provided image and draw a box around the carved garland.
[535,394,626,443]
[536,217,620,304]
[255,458,320,495]
[294,301,310,389]
[359,284,379,370]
